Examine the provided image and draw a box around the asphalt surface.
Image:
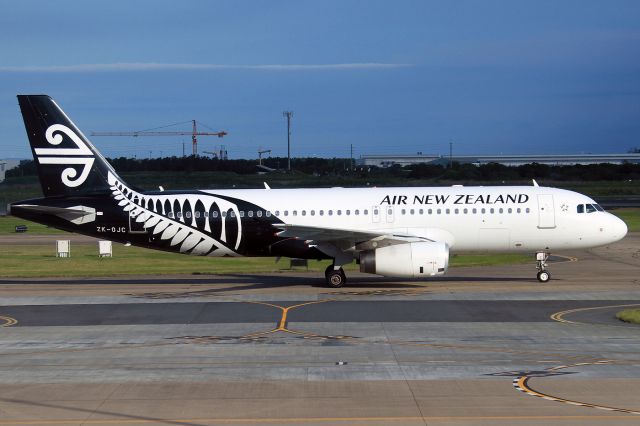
[0,233,639,425]
[5,300,640,326]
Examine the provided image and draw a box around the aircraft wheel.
[325,264,335,278]
[537,271,551,283]
[326,268,346,288]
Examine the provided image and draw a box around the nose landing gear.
[536,252,551,282]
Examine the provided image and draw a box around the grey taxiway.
[0,234,639,425]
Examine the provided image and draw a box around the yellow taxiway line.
[0,315,18,327]
[550,303,640,325]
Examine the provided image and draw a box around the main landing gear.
[536,252,551,283]
[325,264,347,288]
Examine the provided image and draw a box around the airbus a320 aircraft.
[9,95,628,287]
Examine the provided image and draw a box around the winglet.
[532,179,539,187]
[263,182,271,190]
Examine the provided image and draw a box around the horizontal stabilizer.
[11,204,96,224]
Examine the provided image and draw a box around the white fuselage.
[201,185,628,254]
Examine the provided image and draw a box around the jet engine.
[359,241,449,278]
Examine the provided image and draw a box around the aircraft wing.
[275,223,433,251]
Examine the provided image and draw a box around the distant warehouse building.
[357,153,640,168]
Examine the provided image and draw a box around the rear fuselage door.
[537,194,556,229]
[129,210,148,233]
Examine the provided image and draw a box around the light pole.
[283,111,293,172]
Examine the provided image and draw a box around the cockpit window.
[577,203,604,213]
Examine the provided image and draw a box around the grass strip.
[0,243,529,278]
[0,216,64,235]
[616,309,640,325]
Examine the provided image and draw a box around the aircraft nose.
[607,214,628,242]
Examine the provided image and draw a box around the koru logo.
[34,124,95,187]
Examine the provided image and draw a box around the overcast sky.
[1,0,639,159]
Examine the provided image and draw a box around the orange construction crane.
[91,120,227,156]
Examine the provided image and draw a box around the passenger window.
[454,208,459,214]
[292,211,297,216]
[257,211,263,217]
[230,211,235,218]
[337,210,341,215]
[402,209,406,215]
[410,209,415,215]
[499,208,503,214]
[516,208,521,214]
[364,209,368,215]
[301,211,306,216]
[186,211,192,219]
[481,208,486,214]
[472,208,477,214]
[213,211,219,218]
[508,208,512,214]
[463,208,468,214]
[428,209,433,215]
[525,208,530,213]
[328,210,333,216]
[275,210,280,216]
[284,211,289,216]
[222,212,227,218]
[490,208,494,214]
[320,210,324,216]
[177,212,182,218]
[311,210,315,216]
[195,211,200,219]
[437,209,441,214]
[204,211,209,218]
[419,209,424,215]
[248,211,254,218]
[239,211,245,218]
[168,212,174,218]
[355,209,359,215]
[266,211,272,217]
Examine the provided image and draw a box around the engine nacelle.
[359,241,449,278]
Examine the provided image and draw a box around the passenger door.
[537,194,556,229]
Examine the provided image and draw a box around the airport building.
[357,153,640,168]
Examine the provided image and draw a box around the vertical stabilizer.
[17,95,124,197]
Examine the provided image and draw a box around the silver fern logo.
[108,172,242,256]
[35,124,95,187]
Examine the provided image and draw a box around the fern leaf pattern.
[107,172,241,257]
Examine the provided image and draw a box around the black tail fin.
[17,95,125,197]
